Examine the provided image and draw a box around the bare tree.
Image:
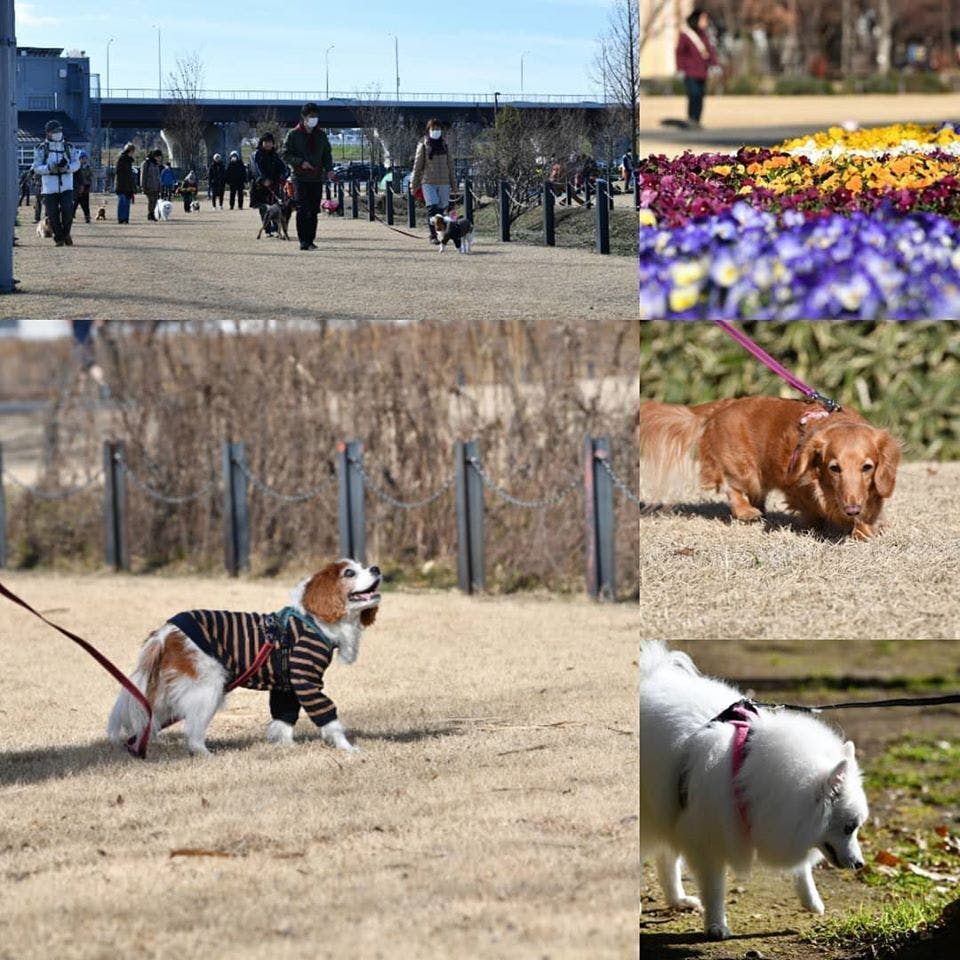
[353,86,423,174]
[164,52,207,174]
[592,0,639,154]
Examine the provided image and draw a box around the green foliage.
[773,76,835,96]
[640,322,960,460]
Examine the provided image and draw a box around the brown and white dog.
[107,559,381,755]
[432,214,474,253]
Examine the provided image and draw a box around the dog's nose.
[369,565,380,576]
[852,856,864,870]
[844,504,861,516]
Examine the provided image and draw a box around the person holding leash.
[410,118,457,244]
[31,119,81,246]
[281,102,333,251]
[250,132,288,236]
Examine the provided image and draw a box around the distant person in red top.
[675,8,718,129]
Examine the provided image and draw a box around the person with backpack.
[31,118,81,246]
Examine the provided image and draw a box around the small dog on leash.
[191,200,200,212]
[95,204,107,221]
[257,198,291,240]
[321,198,339,215]
[432,214,474,253]
[156,199,174,221]
[107,559,382,755]
[36,217,53,239]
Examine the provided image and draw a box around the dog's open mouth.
[349,579,381,603]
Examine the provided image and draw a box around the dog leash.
[0,579,277,759]
[712,320,842,413]
[751,693,960,712]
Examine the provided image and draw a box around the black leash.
[753,693,960,713]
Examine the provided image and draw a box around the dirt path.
[6,195,636,323]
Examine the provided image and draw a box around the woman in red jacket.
[675,8,718,129]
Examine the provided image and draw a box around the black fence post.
[222,440,250,577]
[407,183,416,228]
[385,183,394,225]
[454,440,485,594]
[634,174,641,210]
[463,176,473,222]
[498,180,511,242]
[543,181,556,247]
[103,440,129,572]
[337,180,345,217]
[367,180,376,221]
[565,181,574,206]
[351,181,359,219]
[583,436,615,600]
[0,443,6,568]
[336,440,366,562]
[595,179,610,255]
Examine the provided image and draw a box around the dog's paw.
[320,718,360,753]
[671,895,703,912]
[266,719,295,745]
[800,892,825,914]
[706,922,732,940]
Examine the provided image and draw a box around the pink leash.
[712,320,842,413]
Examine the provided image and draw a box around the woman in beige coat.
[410,118,457,243]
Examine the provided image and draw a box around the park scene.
[0,2,640,959]
[640,4,960,959]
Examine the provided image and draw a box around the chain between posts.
[349,455,455,509]
[467,456,580,508]
[2,470,103,499]
[233,457,335,503]
[597,457,641,507]
[125,466,218,504]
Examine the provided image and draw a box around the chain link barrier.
[598,457,641,508]
[349,456,454,509]
[467,456,580,508]
[234,457,335,503]
[2,469,104,500]
[124,466,219,505]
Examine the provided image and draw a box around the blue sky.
[14,0,613,98]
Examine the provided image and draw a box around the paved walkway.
[4,195,637,324]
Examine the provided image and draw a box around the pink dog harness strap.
[712,699,759,833]
[786,407,834,475]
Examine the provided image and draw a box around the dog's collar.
[273,605,333,645]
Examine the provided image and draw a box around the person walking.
[675,8,718,129]
[18,169,31,206]
[160,161,177,200]
[72,150,94,223]
[250,132,288,235]
[114,142,138,223]
[178,171,199,213]
[225,150,248,209]
[281,102,332,251]
[207,153,226,209]
[31,118,80,246]
[140,148,163,220]
[410,118,457,244]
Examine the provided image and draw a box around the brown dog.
[640,396,901,540]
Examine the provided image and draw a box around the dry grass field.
[6,195,636,324]
[0,573,640,960]
[640,462,960,640]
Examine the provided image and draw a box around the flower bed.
[639,123,960,319]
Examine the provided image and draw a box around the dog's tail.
[106,626,167,747]
[639,400,734,499]
[639,639,700,677]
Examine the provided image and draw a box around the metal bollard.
[595,179,610,255]
[543,181,556,247]
[498,180,510,242]
[336,440,366,563]
[104,440,129,571]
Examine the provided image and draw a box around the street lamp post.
[389,33,400,100]
[106,37,114,97]
[325,44,335,99]
[154,25,162,97]
[521,51,530,98]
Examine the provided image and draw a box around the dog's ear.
[788,433,825,483]
[302,564,346,624]
[873,430,901,498]
[360,606,378,628]
[821,758,849,803]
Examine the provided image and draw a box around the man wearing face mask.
[31,119,81,246]
[281,102,333,251]
[411,119,457,244]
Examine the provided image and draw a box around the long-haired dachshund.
[640,396,901,540]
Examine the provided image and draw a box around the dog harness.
[167,608,339,726]
[678,698,758,833]
[787,407,834,475]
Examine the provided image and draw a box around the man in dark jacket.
[140,149,163,220]
[114,143,138,223]
[73,151,94,223]
[225,151,248,209]
[208,154,226,208]
[281,102,333,250]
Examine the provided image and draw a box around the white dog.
[156,199,173,221]
[108,559,381,756]
[640,641,868,940]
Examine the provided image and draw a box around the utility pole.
[1,0,16,294]
[325,44,334,99]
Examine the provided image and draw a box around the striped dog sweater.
[168,609,338,727]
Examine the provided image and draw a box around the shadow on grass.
[642,501,854,542]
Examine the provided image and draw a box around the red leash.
[1,579,275,759]
[712,320,842,413]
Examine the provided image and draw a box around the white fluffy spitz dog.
[640,641,868,940]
